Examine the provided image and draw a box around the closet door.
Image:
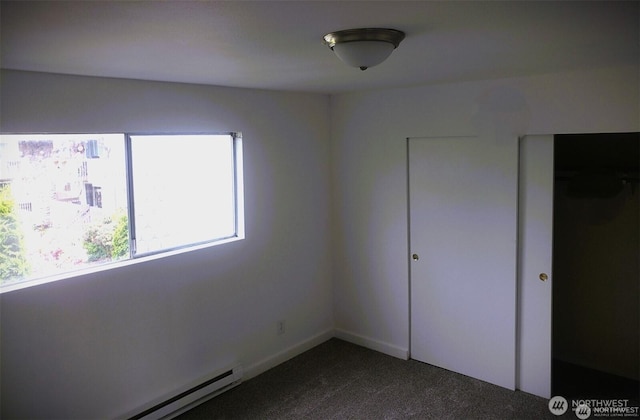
[409,136,518,390]
[517,135,553,398]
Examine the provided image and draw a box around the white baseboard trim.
[120,328,406,419]
[244,328,334,380]
[334,328,409,360]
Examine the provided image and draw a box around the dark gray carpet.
[176,338,562,419]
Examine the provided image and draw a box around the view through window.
[0,133,242,290]
[130,134,238,255]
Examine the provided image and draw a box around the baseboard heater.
[129,365,243,420]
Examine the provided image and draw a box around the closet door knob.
[539,273,548,281]
[412,253,420,261]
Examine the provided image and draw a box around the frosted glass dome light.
[323,28,405,70]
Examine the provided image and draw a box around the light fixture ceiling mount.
[323,28,406,71]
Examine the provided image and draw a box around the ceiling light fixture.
[323,28,406,71]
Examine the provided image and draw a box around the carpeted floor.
[176,338,560,419]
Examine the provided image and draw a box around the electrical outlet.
[277,320,286,335]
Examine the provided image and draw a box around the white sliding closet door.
[517,135,554,398]
[409,136,518,390]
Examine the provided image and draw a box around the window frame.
[0,131,244,292]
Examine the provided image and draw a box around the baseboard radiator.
[129,365,243,420]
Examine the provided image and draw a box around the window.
[0,133,243,290]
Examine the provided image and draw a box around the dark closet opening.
[552,132,639,404]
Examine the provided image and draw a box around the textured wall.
[0,70,334,419]
[330,66,639,358]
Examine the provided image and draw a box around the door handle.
[539,273,548,281]
[412,253,419,261]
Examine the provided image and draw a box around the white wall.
[330,65,639,358]
[2,64,638,418]
[0,70,334,419]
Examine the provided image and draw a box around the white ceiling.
[1,1,638,94]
